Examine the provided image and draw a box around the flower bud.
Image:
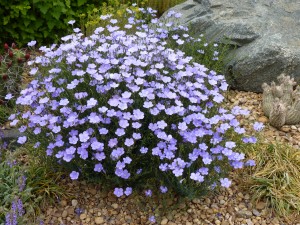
[11,43,16,49]
[2,74,8,81]
[25,54,30,60]
[4,43,9,50]
[9,51,13,58]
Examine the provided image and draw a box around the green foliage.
[165,28,232,75]
[0,0,104,47]
[102,0,186,16]
[0,106,11,126]
[80,1,147,36]
[80,0,186,37]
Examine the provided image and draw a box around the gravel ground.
[6,90,300,225]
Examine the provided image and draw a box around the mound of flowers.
[9,8,259,198]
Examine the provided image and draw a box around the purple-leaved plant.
[10,7,259,198]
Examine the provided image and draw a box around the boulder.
[163,0,300,92]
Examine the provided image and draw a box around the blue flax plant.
[8,8,260,208]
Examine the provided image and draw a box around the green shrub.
[80,1,146,36]
[0,0,104,47]
[80,0,186,36]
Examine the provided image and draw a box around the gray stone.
[252,209,261,216]
[0,128,21,150]
[236,210,253,219]
[162,0,300,92]
[1,128,21,141]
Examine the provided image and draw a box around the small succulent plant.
[262,74,300,128]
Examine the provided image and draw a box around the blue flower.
[17,136,27,144]
[253,122,264,131]
[220,178,231,188]
[70,171,79,180]
[114,188,124,197]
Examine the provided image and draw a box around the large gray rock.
[163,0,300,92]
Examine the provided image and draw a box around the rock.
[192,198,201,204]
[163,0,300,92]
[1,128,21,149]
[95,216,105,224]
[80,213,87,220]
[124,215,132,223]
[71,199,78,207]
[161,218,168,225]
[236,210,253,219]
[60,200,67,207]
[252,209,261,216]
[244,194,250,200]
[90,188,97,195]
[167,222,177,225]
[246,219,254,225]
[111,203,118,209]
[221,221,230,225]
[258,116,268,124]
[255,201,267,210]
[107,195,117,202]
[61,210,68,218]
[270,217,280,224]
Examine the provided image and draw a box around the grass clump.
[236,139,300,219]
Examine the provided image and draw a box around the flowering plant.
[0,42,35,125]
[0,156,28,224]
[0,42,33,101]
[10,8,259,198]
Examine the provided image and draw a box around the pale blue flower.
[124,187,132,196]
[253,122,264,131]
[220,178,231,188]
[148,215,156,223]
[114,188,123,197]
[28,40,37,47]
[68,20,76,25]
[17,136,27,144]
[160,186,168,193]
[145,189,152,197]
[70,171,79,180]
